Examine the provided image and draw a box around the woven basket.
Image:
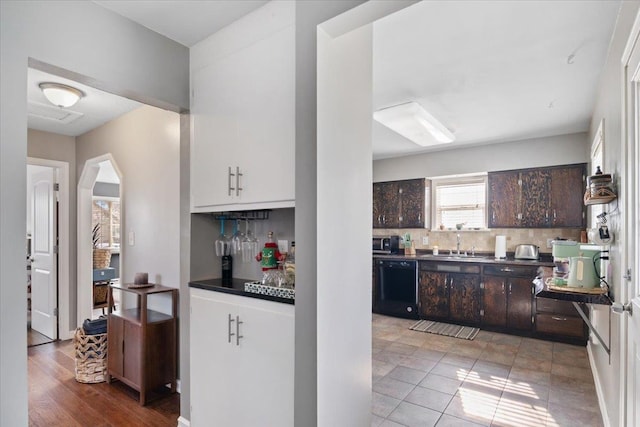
[93,249,112,269]
[73,327,107,384]
[93,284,109,306]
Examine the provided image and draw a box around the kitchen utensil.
[215,218,231,256]
[514,244,539,260]
[231,219,243,255]
[567,256,599,288]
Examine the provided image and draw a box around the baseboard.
[587,344,611,427]
[177,416,190,427]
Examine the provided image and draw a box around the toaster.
[514,244,539,260]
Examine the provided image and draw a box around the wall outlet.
[128,231,135,246]
[422,236,429,246]
[547,238,553,249]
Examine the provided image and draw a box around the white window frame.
[431,174,488,230]
[590,119,605,229]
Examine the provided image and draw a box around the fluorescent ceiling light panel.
[373,101,455,146]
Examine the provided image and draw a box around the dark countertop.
[537,285,612,305]
[373,252,555,267]
[189,278,295,305]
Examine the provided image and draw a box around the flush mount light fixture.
[39,82,84,108]
[373,101,455,146]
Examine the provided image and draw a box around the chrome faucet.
[456,233,461,256]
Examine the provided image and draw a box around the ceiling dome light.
[39,82,84,108]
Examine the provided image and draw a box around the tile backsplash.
[373,227,582,254]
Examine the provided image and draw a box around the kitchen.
[2,1,639,427]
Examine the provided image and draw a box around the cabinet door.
[107,315,124,377]
[507,277,533,331]
[449,273,481,325]
[123,321,142,386]
[520,169,551,227]
[372,183,386,228]
[236,301,294,427]
[379,182,400,228]
[191,58,241,210]
[399,179,425,228]
[550,165,585,227]
[418,271,449,319]
[482,276,507,328]
[190,292,239,426]
[488,171,520,227]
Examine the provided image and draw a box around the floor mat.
[409,320,479,340]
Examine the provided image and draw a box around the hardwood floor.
[27,327,54,347]
[28,340,179,426]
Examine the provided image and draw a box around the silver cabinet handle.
[501,282,505,292]
[418,213,421,223]
[382,215,386,224]
[236,315,243,345]
[235,166,243,196]
[553,209,557,224]
[551,316,567,321]
[228,167,235,196]
[508,282,512,294]
[500,267,513,272]
[228,314,235,343]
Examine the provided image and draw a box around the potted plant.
[92,223,111,269]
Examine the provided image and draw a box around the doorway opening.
[26,158,70,346]
[78,154,123,323]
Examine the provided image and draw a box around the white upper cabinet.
[190,1,295,213]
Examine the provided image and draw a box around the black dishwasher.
[374,259,418,319]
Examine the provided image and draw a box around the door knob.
[611,302,633,315]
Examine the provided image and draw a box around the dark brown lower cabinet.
[418,271,449,319]
[418,262,481,325]
[481,265,535,332]
[535,297,588,344]
[449,273,481,324]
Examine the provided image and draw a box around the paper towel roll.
[495,235,507,259]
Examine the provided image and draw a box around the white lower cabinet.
[190,288,294,426]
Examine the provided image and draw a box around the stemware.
[215,218,231,256]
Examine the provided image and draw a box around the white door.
[30,168,58,339]
[623,14,640,427]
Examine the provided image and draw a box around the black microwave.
[372,236,401,254]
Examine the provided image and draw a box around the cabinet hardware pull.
[501,283,505,292]
[553,209,557,223]
[500,267,513,272]
[551,316,567,321]
[382,215,386,224]
[228,167,235,196]
[418,213,421,223]
[228,314,235,343]
[508,283,512,294]
[235,166,243,196]
[378,215,382,224]
[236,315,243,345]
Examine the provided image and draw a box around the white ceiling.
[93,0,269,47]
[372,1,621,159]
[27,68,142,137]
[28,1,621,158]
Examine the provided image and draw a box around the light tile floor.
[372,314,603,427]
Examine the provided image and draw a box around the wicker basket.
[73,327,107,384]
[93,249,112,269]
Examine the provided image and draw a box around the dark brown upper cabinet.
[373,178,425,228]
[488,163,586,228]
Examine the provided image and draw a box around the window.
[590,120,604,228]
[92,197,120,248]
[432,175,487,229]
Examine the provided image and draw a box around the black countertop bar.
[373,252,555,267]
[189,278,295,305]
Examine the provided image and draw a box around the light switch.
[128,231,135,246]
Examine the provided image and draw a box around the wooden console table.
[106,283,178,405]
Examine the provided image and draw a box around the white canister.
[495,236,507,259]
[433,246,439,255]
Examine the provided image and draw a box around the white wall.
[374,132,589,181]
[317,23,373,426]
[587,3,640,426]
[76,105,181,310]
[0,2,188,424]
[27,129,78,325]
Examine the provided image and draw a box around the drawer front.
[420,261,480,274]
[535,313,585,337]
[483,264,538,278]
[536,298,583,316]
